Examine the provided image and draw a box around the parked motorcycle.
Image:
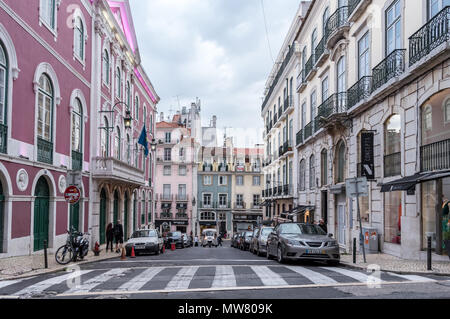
[55,227,90,265]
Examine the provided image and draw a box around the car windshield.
[205,231,215,237]
[279,224,326,235]
[244,232,253,238]
[132,230,157,238]
[168,232,181,238]
[261,228,274,237]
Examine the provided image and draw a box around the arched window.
[321,149,328,186]
[126,81,131,109]
[337,56,346,111]
[309,155,316,189]
[422,105,432,131]
[299,159,306,191]
[103,49,110,84]
[37,74,54,164]
[72,98,83,170]
[336,140,346,183]
[41,0,56,29]
[126,134,131,165]
[135,96,139,121]
[115,126,121,160]
[311,28,318,54]
[384,114,401,177]
[74,16,84,60]
[115,67,121,98]
[445,98,450,123]
[323,7,329,35]
[101,116,109,157]
[0,42,8,127]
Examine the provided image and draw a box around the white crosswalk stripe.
[0,278,29,290]
[321,267,382,283]
[285,266,338,285]
[165,266,199,290]
[251,266,288,286]
[64,268,128,294]
[14,270,93,296]
[117,267,164,291]
[212,265,236,288]
[386,272,436,283]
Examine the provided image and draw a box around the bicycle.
[55,228,90,265]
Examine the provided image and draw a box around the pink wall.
[11,201,31,239]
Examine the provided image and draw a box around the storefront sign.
[361,132,375,180]
[199,221,217,226]
[64,186,81,204]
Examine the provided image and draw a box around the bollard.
[43,240,48,269]
[427,236,432,271]
[353,238,357,264]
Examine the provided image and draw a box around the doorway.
[124,192,129,240]
[69,202,80,231]
[336,194,346,246]
[34,177,50,251]
[321,191,328,224]
[0,182,4,252]
[99,189,107,245]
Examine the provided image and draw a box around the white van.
[201,229,218,248]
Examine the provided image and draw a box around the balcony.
[0,124,7,154]
[297,69,307,92]
[283,141,293,155]
[384,152,401,177]
[261,44,295,112]
[160,194,173,202]
[176,194,189,202]
[251,203,262,210]
[92,157,145,186]
[325,6,350,49]
[372,49,406,92]
[217,202,231,209]
[200,201,213,209]
[347,76,372,110]
[72,150,83,171]
[409,6,450,67]
[175,213,188,220]
[317,93,348,120]
[296,129,304,146]
[314,36,329,68]
[285,95,294,112]
[37,138,53,165]
[420,139,450,172]
[348,0,372,23]
[304,55,316,81]
[203,164,213,172]
[159,213,173,220]
[234,202,246,210]
[304,122,313,140]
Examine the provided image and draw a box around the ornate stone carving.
[16,169,28,192]
[58,175,67,194]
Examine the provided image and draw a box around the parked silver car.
[251,226,274,256]
[266,223,340,265]
[125,229,164,256]
[249,228,260,253]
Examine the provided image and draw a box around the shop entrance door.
[34,177,50,252]
[99,189,107,245]
[70,202,80,231]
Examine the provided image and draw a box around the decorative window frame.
[39,0,61,39]
[71,8,88,67]
[444,96,450,124]
[69,89,88,169]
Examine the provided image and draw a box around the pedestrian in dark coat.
[106,223,114,252]
[114,220,124,253]
[217,233,223,247]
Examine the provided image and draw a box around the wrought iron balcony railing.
[325,6,349,41]
[372,49,406,92]
[384,152,401,177]
[261,44,295,112]
[296,129,304,146]
[347,76,372,109]
[304,122,313,140]
[304,54,316,79]
[421,138,450,172]
[72,150,83,171]
[283,141,293,154]
[278,106,283,119]
[234,202,246,209]
[297,69,306,91]
[315,36,326,65]
[159,213,173,219]
[317,92,348,119]
[176,194,189,201]
[348,0,362,16]
[273,114,278,125]
[409,6,450,67]
[0,124,7,154]
[175,213,188,219]
[37,138,53,165]
[160,194,173,201]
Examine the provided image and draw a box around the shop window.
[384,191,402,244]
[445,98,450,123]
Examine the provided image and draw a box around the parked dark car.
[231,233,241,248]
[251,226,274,256]
[266,223,340,265]
[166,231,184,248]
[249,228,260,253]
[239,231,253,250]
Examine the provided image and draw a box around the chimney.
[160,112,164,122]
[212,116,217,128]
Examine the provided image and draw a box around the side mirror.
[328,233,333,238]
[271,232,277,236]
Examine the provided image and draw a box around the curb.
[0,254,120,281]
[340,261,450,277]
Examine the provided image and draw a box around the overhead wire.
[260,0,274,64]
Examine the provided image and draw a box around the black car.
[166,231,184,248]
[231,233,240,248]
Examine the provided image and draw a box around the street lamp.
[99,101,133,132]
[150,138,157,152]
[124,109,132,129]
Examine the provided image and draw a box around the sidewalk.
[340,253,450,276]
[0,247,120,281]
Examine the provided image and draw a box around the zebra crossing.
[0,265,440,298]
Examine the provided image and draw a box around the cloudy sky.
[129,0,300,147]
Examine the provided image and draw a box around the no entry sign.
[64,186,81,204]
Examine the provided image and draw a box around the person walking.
[106,223,114,252]
[217,233,223,247]
[114,220,124,253]
[194,235,199,247]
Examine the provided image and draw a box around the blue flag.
[138,125,149,157]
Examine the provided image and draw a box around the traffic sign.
[346,177,368,198]
[64,186,81,204]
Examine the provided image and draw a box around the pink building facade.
[0,0,159,257]
[155,116,198,236]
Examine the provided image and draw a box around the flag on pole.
[138,125,149,157]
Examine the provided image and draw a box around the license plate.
[135,245,145,250]
[306,249,324,254]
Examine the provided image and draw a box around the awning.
[380,170,450,193]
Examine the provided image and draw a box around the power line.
[260,0,274,64]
